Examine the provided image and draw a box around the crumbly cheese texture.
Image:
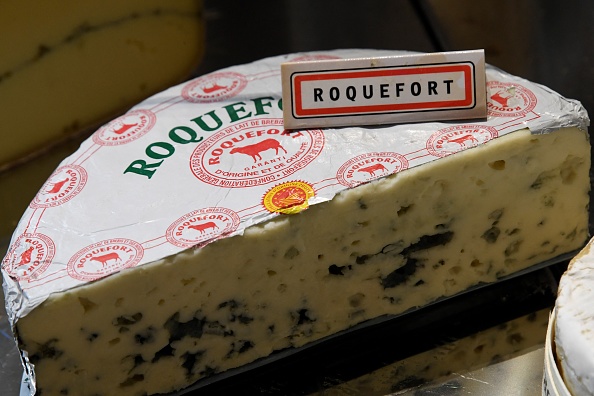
[0,0,204,169]
[16,126,590,395]
[555,239,594,395]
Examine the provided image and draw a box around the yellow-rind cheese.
[0,0,204,170]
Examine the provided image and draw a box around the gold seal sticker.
[263,181,315,214]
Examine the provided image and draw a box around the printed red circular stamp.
[31,164,88,208]
[427,125,499,158]
[262,181,315,214]
[182,71,248,103]
[336,152,409,188]
[92,110,156,146]
[67,238,144,281]
[2,233,55,281]
[190,118,325,188]
[487,81,537,117]
[166,207,241,248]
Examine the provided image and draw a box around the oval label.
[166,207,241,248]
[190,118,324,188]
[67,239,144,281]
[487,81,537,118]
[2,233,55,281]
[92,110,156,146]
[427,125,499,158]
[337,152,409,188]
[182,71,248,103]
[31,164,88,208]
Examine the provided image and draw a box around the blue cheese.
[15,126,590,395]
[1,49,590,395]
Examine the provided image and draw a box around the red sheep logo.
[46,177,70,194]
[18,246,34,265]
[490,90,514,107]
[445,134,478,147]
[113,122,139,135]
[202,83,228,94]
[188,222,218,234]
[229,139,287,162]
[357,163,387,177]
[90,252,121,267]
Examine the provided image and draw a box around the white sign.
[282,50,487,129]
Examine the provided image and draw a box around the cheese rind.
[17,126,589,395]
[555,240,594,395]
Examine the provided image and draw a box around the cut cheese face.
[0,0,204,170]
[1,49,590,395]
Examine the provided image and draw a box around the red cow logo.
[46,177,70,194]
[445,134,478,147]
[229,139,287,162]
[188,222,218,234]
[90,252,121,267]
[357,163,387,177]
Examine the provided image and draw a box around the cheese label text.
[282,50,486,129]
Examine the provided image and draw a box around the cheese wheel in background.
[554,240,594,395]
[0,0,204,171]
